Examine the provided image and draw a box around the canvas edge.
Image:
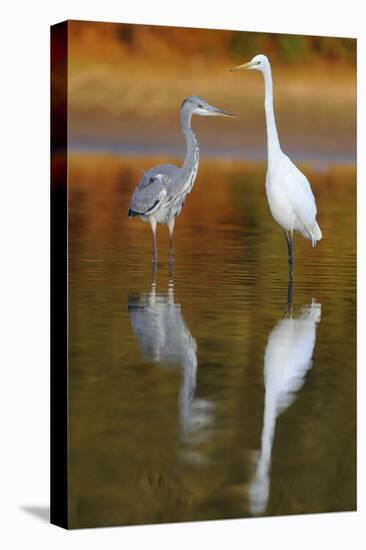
[50,20,69,530]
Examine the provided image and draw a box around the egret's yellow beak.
[229,60,256,72]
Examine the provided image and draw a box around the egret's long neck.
[180,109,200,175]
[263,65,281,165]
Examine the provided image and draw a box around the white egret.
[231,55,322,277]
[249,298,322,514]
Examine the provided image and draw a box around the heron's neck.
[180,110,200,174]
[263,66,281,165]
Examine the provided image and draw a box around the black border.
[50,20,68,529]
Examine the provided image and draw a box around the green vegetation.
[69,21,356,68]
[230,31,355,65]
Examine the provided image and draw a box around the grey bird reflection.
[249,294,321,515]
[128,274,212,443]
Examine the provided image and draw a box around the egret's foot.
[285,269,293,316]
[288,259,293,278]
[169,255,175,265]
[285,303,293,317]
[285,298,293,317]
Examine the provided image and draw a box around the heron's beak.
[210,106,235,118]
[230,60,256,72]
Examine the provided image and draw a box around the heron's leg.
[168,218,175,264]
[168,257,174,278]
[285,230,294,279]
[150,217,158,263]
[151,254,158,280]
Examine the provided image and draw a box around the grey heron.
[128,275,213,441]
[128,96,234,263]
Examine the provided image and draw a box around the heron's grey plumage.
[129,164,182,221]
[128,96,234,261]
[128,278,213,441]
[128,280,197,436]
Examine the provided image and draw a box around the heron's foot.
[169,240,175,265]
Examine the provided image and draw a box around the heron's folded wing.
[284,167,317,229]
[129,173,167,215]
[158,173,179,204]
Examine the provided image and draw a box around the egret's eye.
[149,177,155,183]
[198,104,203,108]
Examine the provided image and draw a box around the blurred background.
[68,20,356,164]
[64,21,356,528]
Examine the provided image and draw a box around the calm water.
[68,154,356,528]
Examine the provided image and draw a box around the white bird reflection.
[249,295,321,515]
[128,273,212,445]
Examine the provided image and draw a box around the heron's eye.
[198,104,203,108]
[149,177,154,183]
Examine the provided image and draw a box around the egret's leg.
[286,276,293,317]
[150,217,158,263]
[168,218,175,264]
[285,230,294,279]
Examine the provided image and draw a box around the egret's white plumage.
[249,299,321,515]
[231,55,322,273]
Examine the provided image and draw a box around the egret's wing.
[284,165,317,230]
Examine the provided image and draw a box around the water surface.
[68,155,356,528]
